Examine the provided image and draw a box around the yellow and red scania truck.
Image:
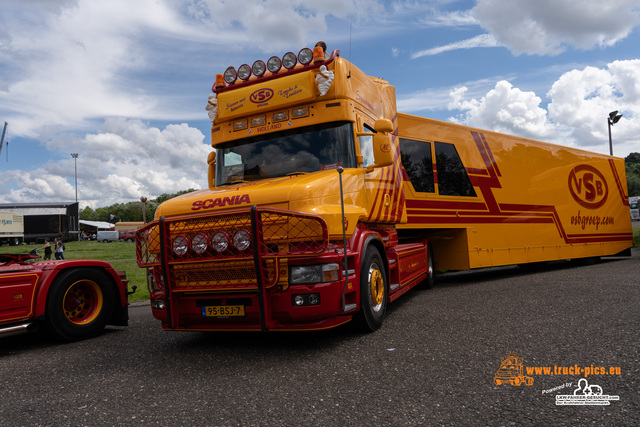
[136,42,633,333]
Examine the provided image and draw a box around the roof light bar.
[217,43,331,90]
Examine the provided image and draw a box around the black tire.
[421,243,435,289]
[354,247,388,332]
[46,268,115,341]
[126,238,133,242]
[11,237,20,246]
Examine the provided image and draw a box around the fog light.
[291,293,321,307]
[151,299,165,310]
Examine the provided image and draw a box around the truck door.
[0,273,39,322]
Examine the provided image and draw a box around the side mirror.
[374,118,394,133]
[365,119,394,172]
[207,151,216,188]
[370,133,393,170]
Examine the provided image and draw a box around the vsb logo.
[250,88,273,104]
[568,165,608,209]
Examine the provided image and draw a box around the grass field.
[0,241,149,303]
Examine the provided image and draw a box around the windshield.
[216,121,356,185]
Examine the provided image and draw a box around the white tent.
[79,220,114,230]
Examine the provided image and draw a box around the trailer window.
[216,121,356,185]
[434,142,476,197]
[399,138,435,193]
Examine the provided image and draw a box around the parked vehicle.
[136,42,633,334]
[0,252,135,340]
[0,212,24,246]
[118,230,136,242]
[97,230,119,243]
[630,201,639,221]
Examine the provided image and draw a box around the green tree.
[626,153,640,196]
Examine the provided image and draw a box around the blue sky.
[1,0,639,208]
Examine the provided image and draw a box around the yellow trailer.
[396,113,632,271]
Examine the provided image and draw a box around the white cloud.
[411,34,499,58]
[472,0,640,56]
[0,0,374,139]
[0,119,210,208]
[448,80,558,141]
[547,60,640,150]
[441,59,640,155]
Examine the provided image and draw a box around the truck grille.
[136,207,328,291]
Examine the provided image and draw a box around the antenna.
[348,22,352,79]
[0,122,6,159]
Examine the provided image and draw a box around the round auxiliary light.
[223,66,237,84]
[267,56,281,73]
[233,229,251,251]
[238,64,251,80]
[191,233,208,254]
[282,52,297,69]
[211,231,230,253]
[252,60,266,77]
[298,47,313,65]
[172,236,189,256]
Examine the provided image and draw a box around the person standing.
[54,237,66,260]
[39,238,52,260]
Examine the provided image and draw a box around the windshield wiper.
[286,172,307,177]
[221,179,249,186]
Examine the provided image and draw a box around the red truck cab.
[0,253,135,341]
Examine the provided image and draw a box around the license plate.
[202,305,245,317]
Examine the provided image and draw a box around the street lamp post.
[71,153,79,202]
[607,111,623,156]
[71,153,79,240]
[140,197,148,223]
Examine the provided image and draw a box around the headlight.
[252,60,266,77]
[290,263,339,284]
[224,66,237,84]
[211,231,230,253]
[282,52,297,69]
[172,236,189,256]
[238,64,251,80]
[233,230,251,251]
[267,56,281,73]
[191,233,208,254]
[298,48,313,65]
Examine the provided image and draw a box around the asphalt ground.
[1,250,638,426]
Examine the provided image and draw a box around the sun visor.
[217,72,316,120]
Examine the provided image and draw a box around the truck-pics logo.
[568,164,608,209]
[494,352,534,386]
[250,88,274,104]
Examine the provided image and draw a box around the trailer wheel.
[421,243,435,289]
[46,268,115,341]
[354,247,388,332]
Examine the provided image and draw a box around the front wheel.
[46,268,115,341]
[354,247,388,332]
